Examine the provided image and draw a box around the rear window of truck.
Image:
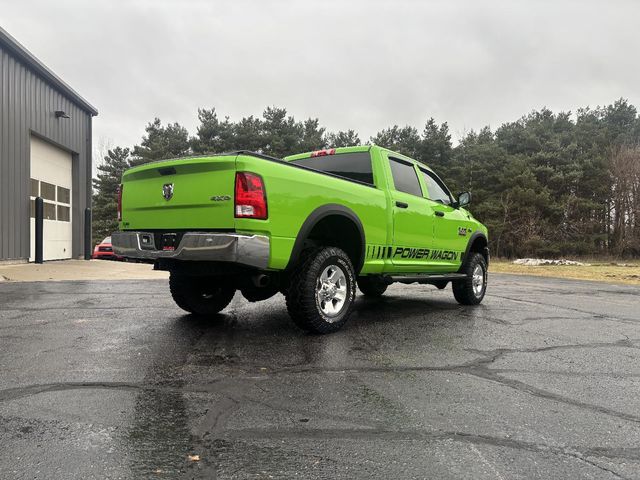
[291,152,374,185]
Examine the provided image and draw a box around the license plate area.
[161,233,178,251]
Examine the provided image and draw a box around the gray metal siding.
[0,44,93,261]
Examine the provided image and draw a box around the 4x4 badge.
[162,183,174,201]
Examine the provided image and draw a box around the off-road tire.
[169,273,235,315]
[357,275,388,297]
[452,252,487,305]
[286,247,356,334]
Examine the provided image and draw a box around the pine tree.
[326,130,361,148]
[298,118,326,153]
[130,118,190,166]
[91,147,131,244]
[419,118,452,169]
[261,106,304,157]
[190,108,235,154]
[233,115,265,152]
[370,125,421,158]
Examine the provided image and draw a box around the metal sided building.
[0,26,98,262]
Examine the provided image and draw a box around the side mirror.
[457,191,472,208]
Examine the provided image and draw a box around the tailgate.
[120,155,236,230]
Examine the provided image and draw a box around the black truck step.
[382,273,468,285]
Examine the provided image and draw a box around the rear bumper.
[111,231,270,269]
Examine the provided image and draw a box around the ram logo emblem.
[162,183,174,201]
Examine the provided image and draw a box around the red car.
[92,236,123,260]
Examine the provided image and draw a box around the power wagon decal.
[366,245,461,261]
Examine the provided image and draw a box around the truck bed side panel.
[234,155,388,272]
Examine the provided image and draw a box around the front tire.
[452,252,487,305]
[286,247,356,334]
[169,273,235,316]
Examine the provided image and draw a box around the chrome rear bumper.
[111,231,270,269]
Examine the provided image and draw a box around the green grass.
[490,259,640,285]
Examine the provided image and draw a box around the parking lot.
[1,274,639,479]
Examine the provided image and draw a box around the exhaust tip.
[252,274,270,288]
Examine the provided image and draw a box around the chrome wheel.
[316,264,348,320]
[472,263,485,297]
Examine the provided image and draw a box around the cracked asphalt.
[1,274,639,479]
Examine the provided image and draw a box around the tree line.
[93,100,640,258]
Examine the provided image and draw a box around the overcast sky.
[2,0,639,154]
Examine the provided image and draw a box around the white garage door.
[29,136,73,261]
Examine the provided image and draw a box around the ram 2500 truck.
[112,145,489,334]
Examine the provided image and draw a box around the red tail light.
[117,184,123,221]
[235,172,267,219]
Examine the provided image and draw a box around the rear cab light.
[234,172,267,219]
[117,184,123,221]
[310,148,336,157]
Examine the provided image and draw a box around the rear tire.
[452,252,487,305]
[169,273,235,315]
[357,275,388,297]
[286,247,356,334]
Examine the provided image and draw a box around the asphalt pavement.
[1,274,639,479]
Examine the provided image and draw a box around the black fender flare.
[286,204,366,272]
[461,231,489,268]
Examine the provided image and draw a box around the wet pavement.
[1,274,639,479]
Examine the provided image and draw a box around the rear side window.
[420,169,452,205]
[291,152,374,185]
[389,158,422,196]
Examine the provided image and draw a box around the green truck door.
[387,157,436,270]
[418,168,466,269]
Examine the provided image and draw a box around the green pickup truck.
[112,145,489,333]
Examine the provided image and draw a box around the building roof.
[0,26,98,116]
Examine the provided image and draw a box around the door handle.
[395,201,408,209]
[434,211,445,217]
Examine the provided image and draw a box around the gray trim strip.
[111,232,270,269]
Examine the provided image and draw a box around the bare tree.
[609,145,640,255]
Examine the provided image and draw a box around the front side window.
[420,169,452,205]
[291,152,374,185]
[389,158,422,196]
